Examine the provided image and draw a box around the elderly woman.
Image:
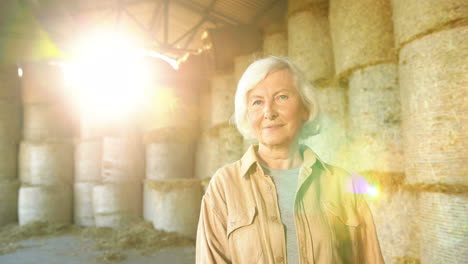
[196,57,384,264]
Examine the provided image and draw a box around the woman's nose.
[263,102,278,120]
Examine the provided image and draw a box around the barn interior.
[0,0,466,263]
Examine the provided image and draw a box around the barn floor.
[0,224,196,264]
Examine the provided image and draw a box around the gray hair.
[234,56,321,140]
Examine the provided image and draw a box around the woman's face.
[247,69,309,149]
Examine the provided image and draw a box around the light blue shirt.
[262,165,300,264]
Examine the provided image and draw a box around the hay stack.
[93,182,142,228]
[301,85,347,167]
[391,0,467,47]
[0,65,20,100]
[0,179,20,225]
[18,184,72,225]
[262,24,288,57]
[19,141,74,185]
[23,103,72,141]
[150,179,202,239]
[399,26,467,184]
[20,61,64,104]
[368,188,420,263]
[0,141,19,181]
[75,139,102,182]
[146,141,195,180]
[329,0,395,77]
[346,64,403,172]
[101,136,144,183]
[234,52,262,86]
[74,182,97,226]
[195,124,243,180]
[0,101,21,142]
[210,73,236,127]
[419,192,467,263]
[288,2,335,83]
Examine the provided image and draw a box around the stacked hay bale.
[77,111,143,228]
[287,0,347,166]
[328,1,413,263]
[18,61,74,225]
[142,60,202,239]
[392,0,467,262]
[74,138,101,226]
[94,134,143,228]
[0,65,21,226]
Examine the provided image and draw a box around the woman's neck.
[257,142,303,170]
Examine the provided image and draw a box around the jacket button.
[270,216,278,222]
[276,256,284,263]
[266,185,272,191]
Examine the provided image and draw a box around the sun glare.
[64,31,151,122]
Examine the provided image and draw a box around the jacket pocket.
[323,201,362,263]
[322,201,360,227]
[227,206,263,264]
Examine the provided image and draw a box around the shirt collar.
[240,144,331,178]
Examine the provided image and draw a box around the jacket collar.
[240,144,331,178]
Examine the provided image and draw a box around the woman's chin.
[258,137,291,148]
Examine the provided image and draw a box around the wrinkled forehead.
[247,68,298,96]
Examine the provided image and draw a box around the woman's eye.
[278,95,288,100]
[252,100,262,106]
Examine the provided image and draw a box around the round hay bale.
[349,64,400,135]
[93,182,142,228]
[18,184,72,225]
[288,0,328,16]
[101,136,144,183]
[329,0,395,77]
[75,139,102,182]
[19,141,74,185]
[391,0,468,47]
[150,179,202,239]
[346,64,403,172]
[0,179,20,225]
[234,52,263,86]
[20,61,64,104]
[368,187,420,264]
[301,85,347,167]
[146,141,194,180]
[263,24,288,57]
[195,124,243,179]
[210,73,236,127]
[0,100,21,142]
[0,65,20,100]
[399,26,468,184]
[74,182,98,227]
[23,103,73,141]
[288,3,335,83]
[0,141,19,181]
[143,180,156,221]
[419,192,468,263]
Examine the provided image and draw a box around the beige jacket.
[196,145,385,264]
